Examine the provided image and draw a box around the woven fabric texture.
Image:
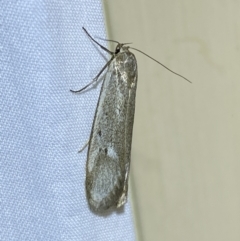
[1,1,135,240]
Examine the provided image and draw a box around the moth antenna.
[130,47,192,83]
[96,37,120,44]
[96,37,133,47]
[82,27,113,55]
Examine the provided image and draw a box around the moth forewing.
[86,47,138,212]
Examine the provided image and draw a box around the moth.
[71,27,191,212]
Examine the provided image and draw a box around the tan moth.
[71,27,190,212]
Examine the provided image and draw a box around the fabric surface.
[1,1,136,240]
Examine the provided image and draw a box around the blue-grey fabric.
[1,1,136,240]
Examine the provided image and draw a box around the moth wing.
[86,51,137,212]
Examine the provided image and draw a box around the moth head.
[115,43,131,54]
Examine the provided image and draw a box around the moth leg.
[78,140,89,153]
[70,57,114,93]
